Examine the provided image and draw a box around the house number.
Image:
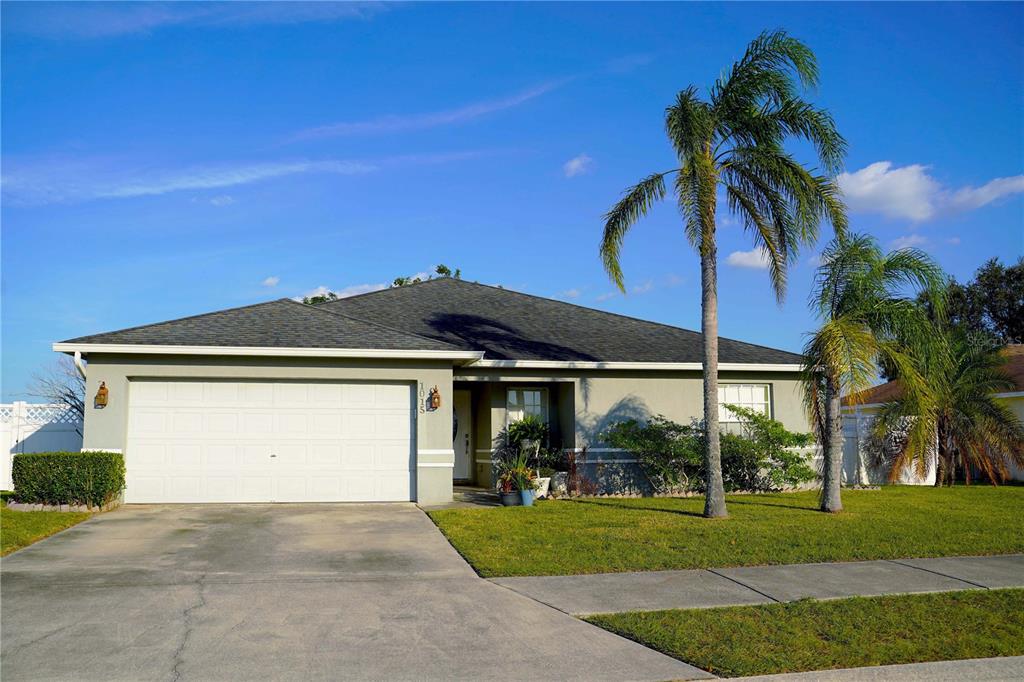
[418,382,425,414]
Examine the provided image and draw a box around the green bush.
[12,451,125,507]
[601,408,816,494]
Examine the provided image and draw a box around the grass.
[1,493,92,556]
[585,589,1024,677]
[428,486,1024,577]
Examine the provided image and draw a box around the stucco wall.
[80,354,457,505]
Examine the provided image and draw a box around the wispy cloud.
[4,2,388,40]
[557,288,582,300]
[890,234,929,250]
[262,276,280,288]
[838,161,1024,222]
[725,248,771,269]
[2,152,479,206]
[563,154,594,178]
[287,81,567,141]
[631,280,654,294]
[208,194,236,207]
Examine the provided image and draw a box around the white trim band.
[417,462,455,468]
[468,359,802,372]
[417,449,456,456]
[53,342,483,362]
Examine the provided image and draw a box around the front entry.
[453,389,472,481]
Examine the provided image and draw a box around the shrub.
[12,451,125,508]
[602,410,816,494]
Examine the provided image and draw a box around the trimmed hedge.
[12,451,125,508]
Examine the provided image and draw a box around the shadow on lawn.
[565,496,821,517]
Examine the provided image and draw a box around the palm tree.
[802,233,945,512]
[599,30,847,518]
[874,331,1024,485]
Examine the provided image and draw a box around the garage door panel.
[125,380,414,503]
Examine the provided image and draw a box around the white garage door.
[125,380,414,503]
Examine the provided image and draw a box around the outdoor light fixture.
[94,381,109,408]
[429,385,441,410]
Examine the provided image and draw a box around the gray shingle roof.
[324,278,804,364]
[62,299,460,351]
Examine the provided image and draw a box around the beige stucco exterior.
[454,366,810,487]
[76,351,812,502]
[80,353,457,505]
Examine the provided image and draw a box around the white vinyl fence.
[842,409,936,485]
[1,402,83,490]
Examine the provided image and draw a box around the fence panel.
[1,402,84,490]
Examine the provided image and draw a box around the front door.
[453,389,472,480]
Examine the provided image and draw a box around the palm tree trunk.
[821,373,844,513]
[701,238,727,518]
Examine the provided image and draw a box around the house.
[54,278,809,505]
[841,344,1024,484]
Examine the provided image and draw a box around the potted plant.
[497,470,521,506]
[515,466,538,506]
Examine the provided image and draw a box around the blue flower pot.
[500,491,521,506]
[520,489,535,506]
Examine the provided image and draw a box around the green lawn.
[585,589,1024,677]
[428,486,1024,577]
[1,495,92,556]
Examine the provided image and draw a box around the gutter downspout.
[73,351,87,380]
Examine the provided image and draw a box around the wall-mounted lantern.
[94,381,109,409]
[428,385,442,411]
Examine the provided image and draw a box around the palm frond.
[600,173,670,290]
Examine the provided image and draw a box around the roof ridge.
[284,298,462,350]
[333,277,800,358]
[64,299,291,342]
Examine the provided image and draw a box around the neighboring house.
[54,278,809,505]
[841,344,1024,485]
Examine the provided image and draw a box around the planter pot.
[534,477,551,499]
[520,489,536,506]
[500,491,521,506]
[549,472,568,496]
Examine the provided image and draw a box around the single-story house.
[55,278,810,505]
[841,344,1024,485]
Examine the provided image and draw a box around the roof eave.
[53,343,484,364]
[466,359,803,371]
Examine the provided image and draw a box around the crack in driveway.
[170,575,207,682]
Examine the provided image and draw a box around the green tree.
[599,30,847,518]
[393,264,461,287]
[873,330,1024,486]
[802,233,945,512]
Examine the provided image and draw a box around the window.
[718,384,771,423]
[506,388,547,424]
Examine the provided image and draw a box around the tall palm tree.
[600,30,847,518]
[802,233,945,512]
[874,332,1024,485]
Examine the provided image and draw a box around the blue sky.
[2,1,1022,400]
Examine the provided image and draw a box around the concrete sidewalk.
[736,655,1024,681]
[489,554,1024,615]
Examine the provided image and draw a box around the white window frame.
[505,387,549,426]
[718,383,772,423]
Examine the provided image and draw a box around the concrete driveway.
[1,504,707,682]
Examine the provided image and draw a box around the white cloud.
[296,282,388,302]
[725,248,771,269]
[631,280,654,294]
[890,234,929,249]
[558,288,582,299]
[262,276,280,287]
[4,2,387,39]
[2,152,479,206]
[947,176,1024,211]
[563,154,594,178]
[289,81,566,141]
[838,161,1024,222]
[807,253,824,267]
